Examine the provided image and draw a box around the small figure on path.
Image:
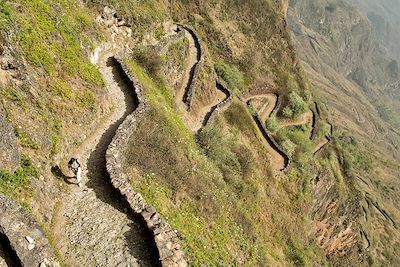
[68,157,82,186]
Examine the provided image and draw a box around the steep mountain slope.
[1,0,399,266]
[288,0,400,265]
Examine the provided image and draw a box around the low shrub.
[266,115,279,133]
[282,91,308,119]
[214,61,244,94]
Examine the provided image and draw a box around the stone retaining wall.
[247,102,291,172]
[270,93,281,117]
[243,83,277,98]
[154,27,186,54]
[178,25,204,110]
[0,193,60,267]
[105,57,187,267]
[203,80,234,127]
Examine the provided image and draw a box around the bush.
[283,91,308,119]
[282,139,296,157]
[214,61,244,94]
[196,125,242,182]
[266,115,279,133]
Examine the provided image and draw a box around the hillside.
[0,0,399,266]
[288,0,400,265]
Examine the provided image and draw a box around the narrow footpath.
[243,94,286,172]
[52,54,159,267]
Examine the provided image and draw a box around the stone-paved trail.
[52,55,159,267]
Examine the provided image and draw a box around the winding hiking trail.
[173,26,232,132]
[243,94,286,172]
[176,27,199,109]
[52,54,159,267]
[279,110,313,128]
[246,94,278,122]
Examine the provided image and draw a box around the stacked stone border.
[105,57,187,267]
[247,101,291,172]
[154,26,186,54]
[202,80,233,128]
[177,24,204,110]
[0,193,60,267]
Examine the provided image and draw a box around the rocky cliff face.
[288,1,400,265]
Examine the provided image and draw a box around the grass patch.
[0,154,38,197]
[77,89,97,112]
[14,128,40,150]
[50,118,62,156]
[214,61,245,94]
[0,0,12,30]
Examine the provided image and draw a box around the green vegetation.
[214,61,245,94]
[50,118,62,156]
[77,89,97,112]
[282,91,308,118]
[0,0,12,30]
[16,0,101,79]
[1,87,25,105]
[266,115,279,133]
[0,154,38,197]
[122,58,324,265]
[333,131,373,176]
[132,46,164,82]
[53,80,73,100]
[14,128,39,150]
[282,139,296,157]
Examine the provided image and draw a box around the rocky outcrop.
[0,193,60,267]
[311,172,366,265]
[202,80,233,128]
[178,25,204,110]
[0,109,20,172]
[105,58,187,267]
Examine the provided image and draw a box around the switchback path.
[243,94,286,172]
[52,54,159,267]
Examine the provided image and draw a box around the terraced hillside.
[0,0,398,266]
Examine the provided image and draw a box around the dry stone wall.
[203,80,234,127]
[154,27,186,54]
[105,57,187,267]
[178,25,204,110]
[247,102,291,172]
[0,193,60,267]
